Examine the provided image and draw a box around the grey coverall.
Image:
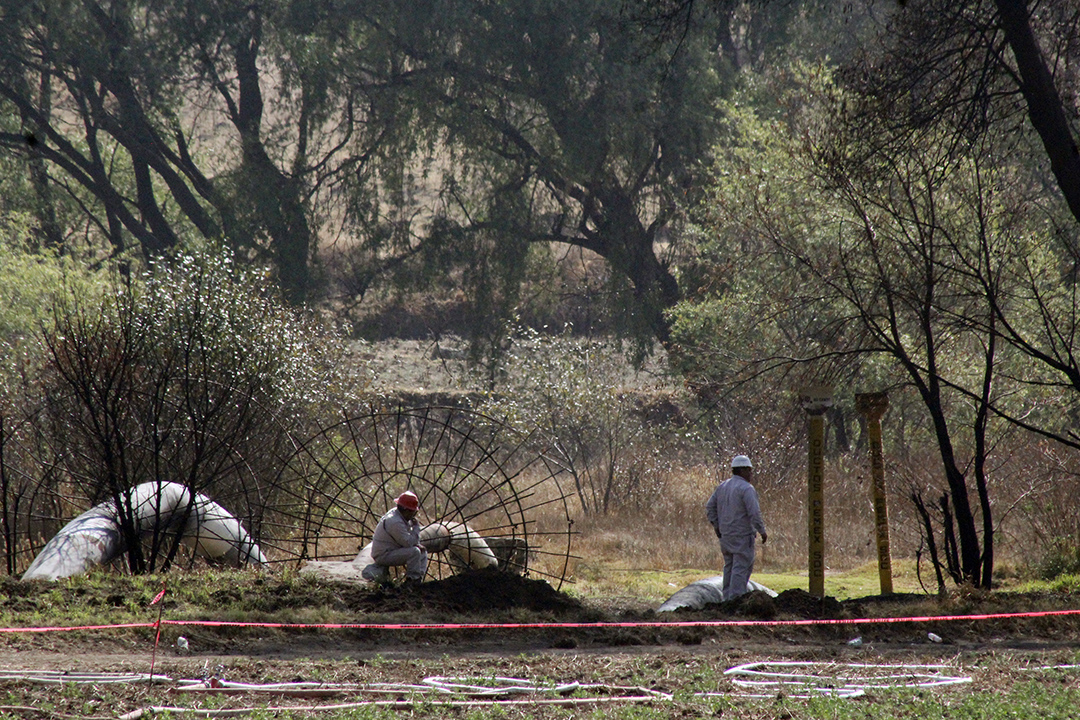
[367,507,428,581]
[705,475,766,599]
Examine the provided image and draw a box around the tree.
[840,0,1080,444]
[0,0,389,303]
[0,0,881,352]
[634,0,890,72]
[994,0,1080,224]
[655,1,1080,226]
[340,1,895,352]
[330,0,733,352]
[847,0,1080,226]
[670,63,1072,588]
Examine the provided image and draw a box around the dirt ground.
[1,573,1079,717]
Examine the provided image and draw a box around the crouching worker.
[361,491,428,585]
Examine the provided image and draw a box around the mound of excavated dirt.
[679,588,848,621]
[357,569,588,616]
[771,588,846,618]
[419,570,585,613]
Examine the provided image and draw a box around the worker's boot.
[361,563,391,586]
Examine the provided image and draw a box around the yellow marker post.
[799,386,832,599]
[856,392,893,595]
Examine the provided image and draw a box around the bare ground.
[1,572,1079,717]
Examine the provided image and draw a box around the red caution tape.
[158,607,1080,630]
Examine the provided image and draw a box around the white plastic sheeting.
[656,575,777,612]
[22,482,267,580]
[721,661,972,697]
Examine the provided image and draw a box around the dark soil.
[0,571,1079,719]
[360,569,591,616]
[712,588,846,620]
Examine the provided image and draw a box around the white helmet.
[731,455,753,468]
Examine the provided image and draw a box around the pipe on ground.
[22,482,267,580]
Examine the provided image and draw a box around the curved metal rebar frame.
[267,404,577,589]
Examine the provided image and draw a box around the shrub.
[1034,537,1080,582]
[0,220,111,574]
[472,326,678,515]
[34,242,345,573]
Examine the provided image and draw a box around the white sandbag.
[20,507,120,580]
[440,521,498,570]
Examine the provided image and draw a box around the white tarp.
[657,575,777,612]
[23,482,266,580]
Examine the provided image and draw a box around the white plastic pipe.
[22,482,267,580]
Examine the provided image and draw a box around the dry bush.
[569,458,721,571]
[554,420,1016,582]
[978,441,1080,579]
[882,437,1080,584]
[21,246,344,575]
[567,449,895,575]
[473,327,680,516]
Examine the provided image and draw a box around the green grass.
[765,684,1080,720]
[568,558,930,605]
[4,648,1077,719]
[999,572,1080,595]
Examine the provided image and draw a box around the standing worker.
[705,455,768,599]
[361,491,428,585]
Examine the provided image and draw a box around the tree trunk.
[587,185,680,346]
[995,0,1080,226]
[22,70,63,251]
[973,319,996,589]
[929,406,983,586]
[232,11,312,304]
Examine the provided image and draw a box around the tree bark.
[232,11,313,304]
[580,183,680,346]
[995,0,1080,225]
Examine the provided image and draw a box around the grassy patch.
[0,640,1077,719]
[786,684,1080,720]
[1002,573,1080,595]
[567,559,930,606]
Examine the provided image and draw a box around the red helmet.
[396,491,419,511]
